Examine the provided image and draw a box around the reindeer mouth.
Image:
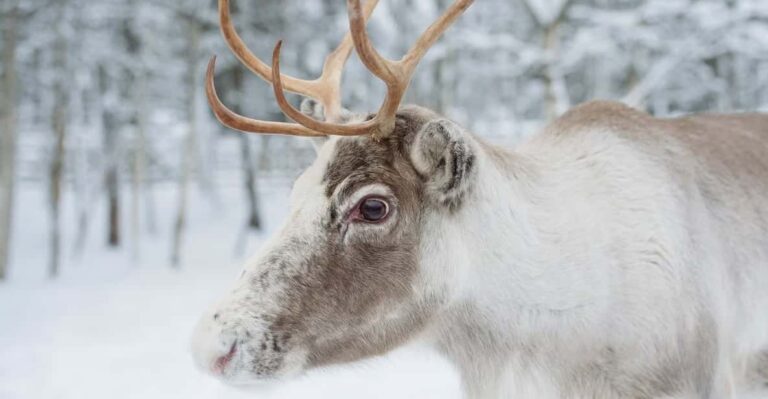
[213,342,237,375]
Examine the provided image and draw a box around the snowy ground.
[0,178,461,399]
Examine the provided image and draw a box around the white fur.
[419,127,768,398]
[190,140,339,379]
[193,115,768,398]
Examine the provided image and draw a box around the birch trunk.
[232,67,261,231]
[99,64,120,248]
[0,3,19,280]
[129,4,147,261]
[131,70,148,261]
[542,18,570,121]
[240,136,261,230]
[521,0,573,121]
[72,87,93,256]
[49,10,69,277]
[171,18,200,267]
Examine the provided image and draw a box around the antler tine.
[218,0,378,121]
[346,0,398,83]
[271,0,474,138]
[207,0,379,136]
[313,0,379,120]
[399,0,474,74]
[218,0,314,96]
[272,42,379,136]
[205,57,325,136]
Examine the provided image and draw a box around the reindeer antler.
[206,0,379,136]
[273,0,474,138]
[207,0,474,138]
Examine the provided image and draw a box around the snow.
[0,180,461,399]
[5,0,768,396]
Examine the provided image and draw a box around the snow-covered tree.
[2,0,767,278]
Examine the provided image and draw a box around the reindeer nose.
[213,342,237,374]
[190,312,241,376]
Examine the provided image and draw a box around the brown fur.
[265,106,443,368]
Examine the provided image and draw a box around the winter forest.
[1,0,767,398]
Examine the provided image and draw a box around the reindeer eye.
[358,198,389,222]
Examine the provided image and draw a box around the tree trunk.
[99,64,120,247]
[171,18,200,267]
[107,171,120,246]
[72,86,94,257]
[30,48,42,124]
[0,3,19,280]
[49,9,69,277]
[131,70,148,261]
[127,1,147,262]
[144,165,157,235]
[231,67,261,231]
[433,0,455,115]
[521,0,574,121]
[240,136,261,230]
[106,136,120,247]
[542,19,570,121]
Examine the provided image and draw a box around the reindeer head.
[191,0,476,383]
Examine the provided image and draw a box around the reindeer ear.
[410,119,477,209]
[300,98,325,121]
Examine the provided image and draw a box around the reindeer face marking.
[192,107,479,382]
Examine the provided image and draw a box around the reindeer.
[191,0,768,397]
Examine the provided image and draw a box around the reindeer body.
[428,101,768,398]
[193,1,768,397]
[194,101,768,398]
